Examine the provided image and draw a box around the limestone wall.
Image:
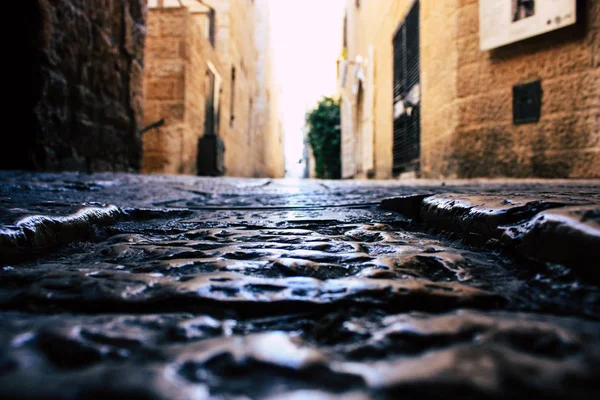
[440,0,600,178]
[340,0,413,179]
[253,0,285,178]
[142,6,225,174]
[419,0,460,179]
[216,0,263,177]
[142,7,187,173]
[143,0,283,177]
[341,0,600,179]
[8,0,147,172]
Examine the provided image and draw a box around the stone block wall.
[8,0,147,172]
[143,1,283,178]
[214,0,260,177]
[367,1,415,180]
[143,5,228,175]
[253,0,285,178]
[428,0,600,178]
[342,0,599,179]
[340,0,413,179]
[142,7,190,174]
[419,0,460,179]
[204,0,283,178]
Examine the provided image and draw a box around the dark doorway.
[3,1,45,170]
[204,68,217,137]
[355,81,364,175]
[197,67,224,176]
[392,0,420,175]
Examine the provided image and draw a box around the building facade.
[143,0,284,177]
[339,0,599,179]
[6,0,147,172]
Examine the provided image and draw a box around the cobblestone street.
[1,171,600,399]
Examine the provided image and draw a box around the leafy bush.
[305,97,341,179]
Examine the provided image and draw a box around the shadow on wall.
[451,128,519,178]
[6,0,146,173]
[449,0,593,179]
[450,124,592,179]
[4,1,46,170]
[530,141,571,178]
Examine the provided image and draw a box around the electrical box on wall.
[513,80,542,125]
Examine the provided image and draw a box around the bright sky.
[268,0,345,177]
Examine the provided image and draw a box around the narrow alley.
[5,0,600,398]
[1,171,599,398]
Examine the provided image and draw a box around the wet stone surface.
[1,171,600,399]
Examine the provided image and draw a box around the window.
[230,67,236,127]
[207,8,215,46]
[193,3,215,47]
[392,0,420,173]
[343,13,347,48]
[205,68,216,136]
[204,63,222,137]
[248,97,253,146]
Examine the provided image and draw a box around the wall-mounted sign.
[479,0,577,51]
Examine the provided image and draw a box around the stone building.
[7,0,147,172]
[338,0,599,179]
[142,0,284,177]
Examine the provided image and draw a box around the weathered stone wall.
[254,0,285,178]
[340,0,413,179]
[341,0,600,179]
[10,0,147,172]
[184,13,226,174]
[419,0,460,179]
[436,0,600,178]
[143,5,226,175]
[143,0,283,177]
[212,0,260,177]
[143,7,191,174]
[204,0,284,178]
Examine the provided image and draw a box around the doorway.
[3,1,44,170]
[197,63,225,176]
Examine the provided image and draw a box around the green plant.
[305,97,341,179]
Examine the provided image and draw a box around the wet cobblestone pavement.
[1,171,600,399]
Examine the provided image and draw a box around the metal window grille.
[207,8,215,46]
[393,0,420,174]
